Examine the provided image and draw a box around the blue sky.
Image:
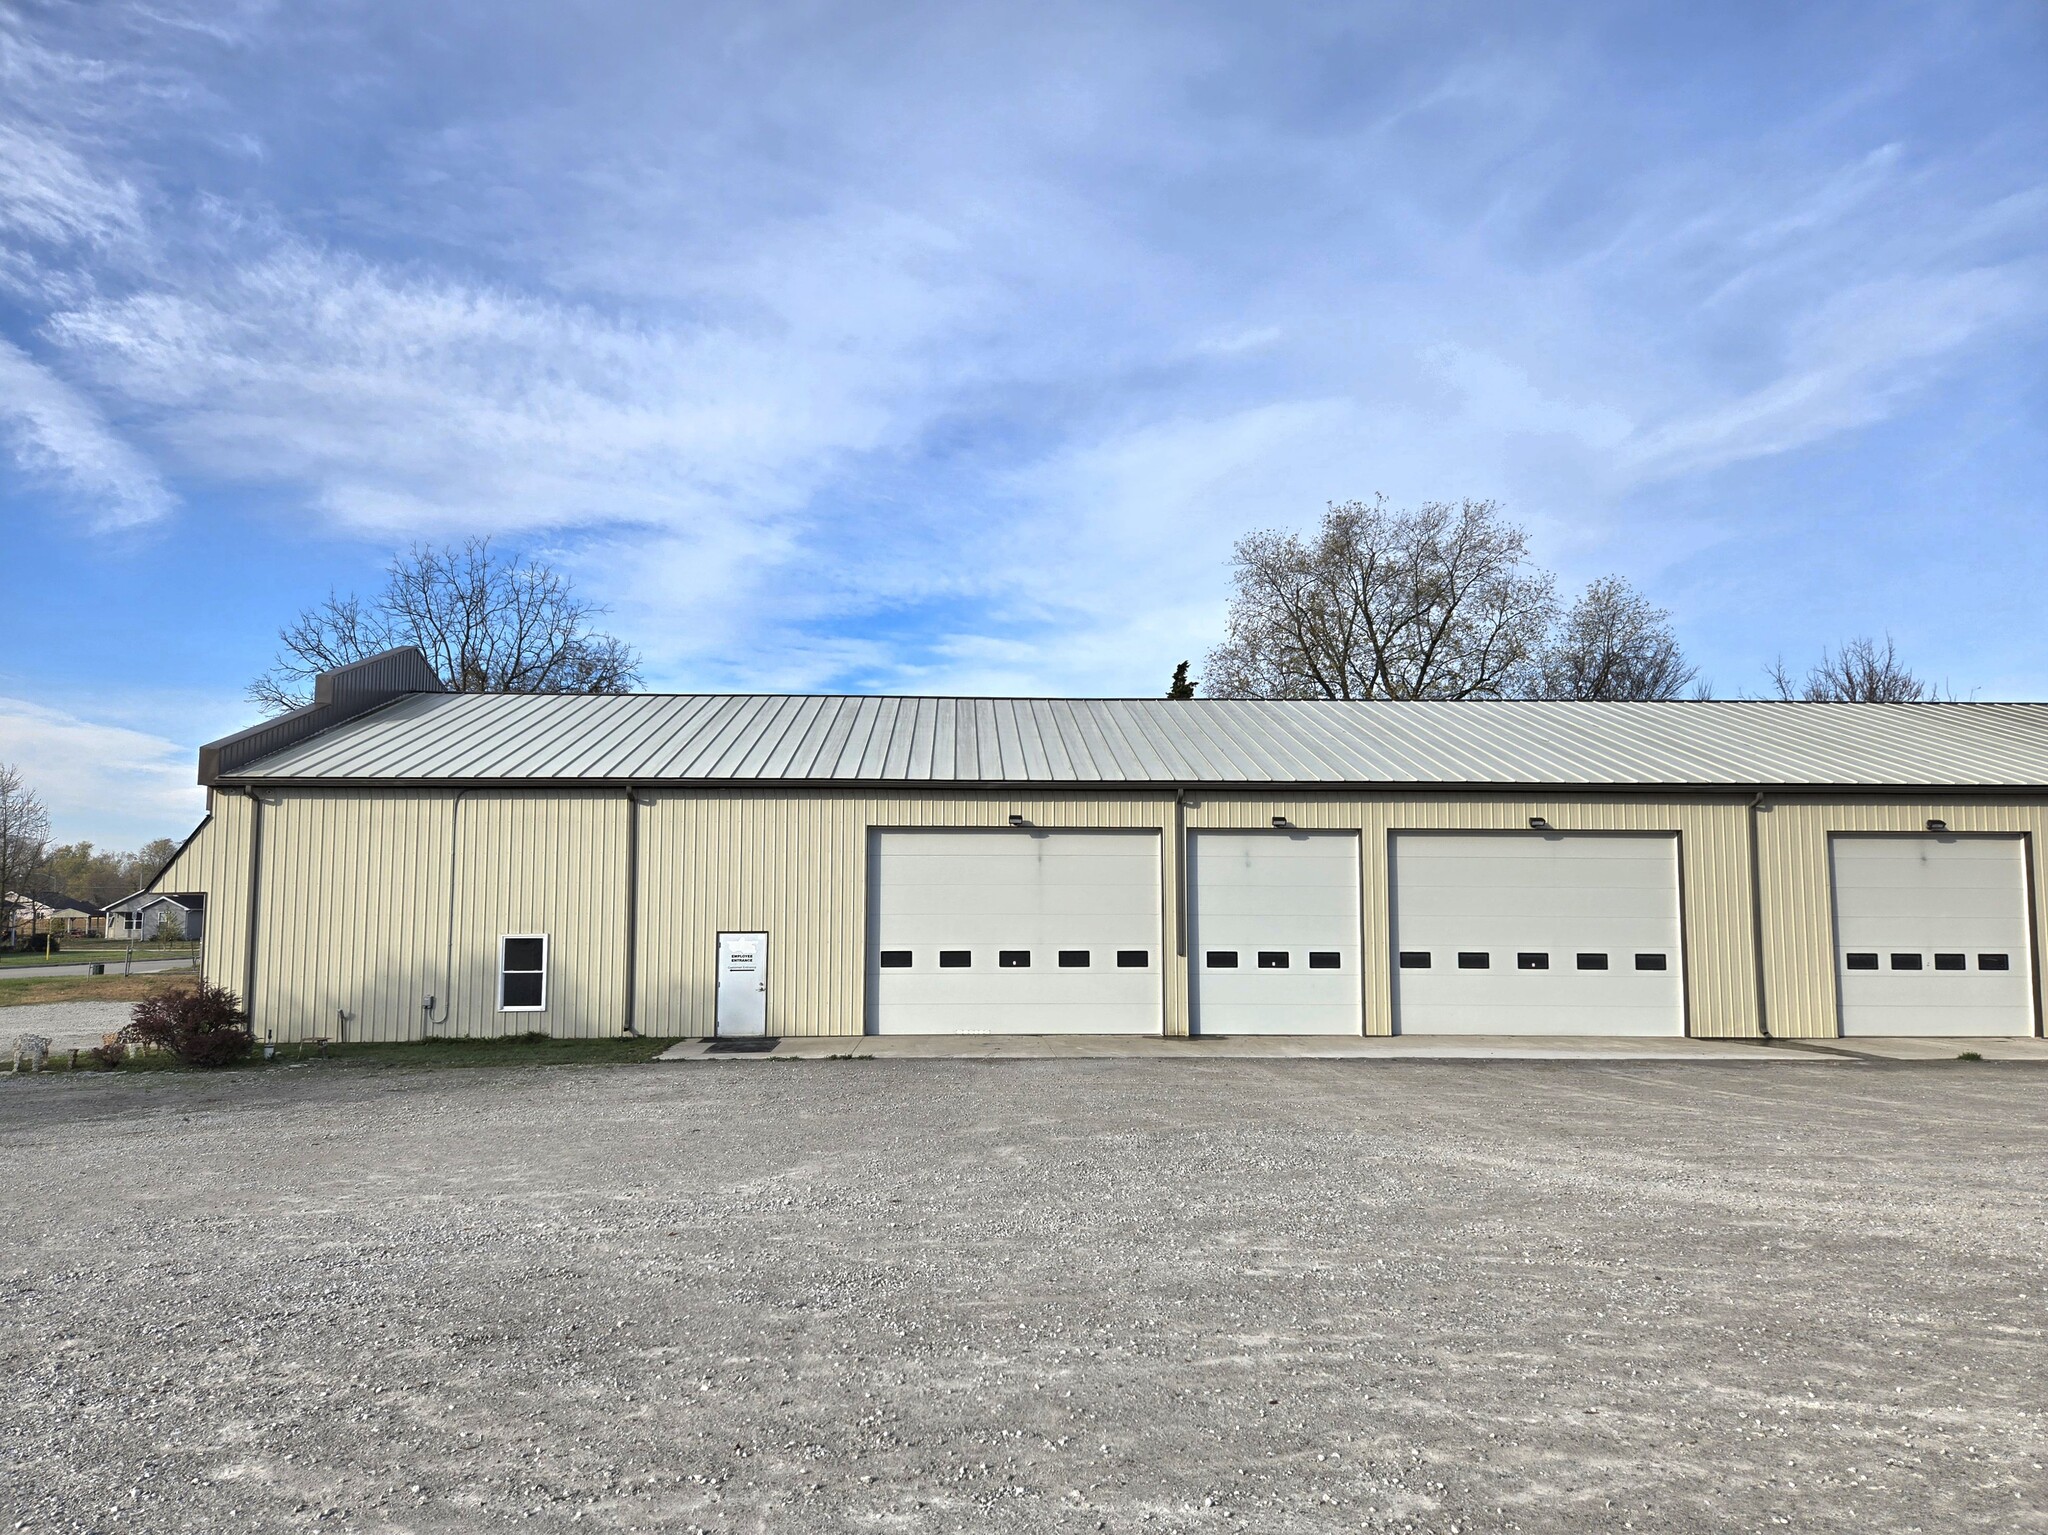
[1,0,2044,848]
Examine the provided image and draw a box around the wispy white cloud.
[0,337,175,526]
[0,695,204,847]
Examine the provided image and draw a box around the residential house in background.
[4,892,105,938]
[103,890,206,941]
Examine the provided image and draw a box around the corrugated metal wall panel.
[180,784,2048,1046]
[1757,800,2048,1039]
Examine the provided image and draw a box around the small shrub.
[85,1034,128,1070]
[1957,1050,1983,1062]
[125,983,254,1069]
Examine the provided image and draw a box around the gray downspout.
[622,787,641,1036]
[1173,787,1189,959]
[241,788,264,1025]
[1747,790,1772,1039]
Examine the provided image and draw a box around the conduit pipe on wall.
[424,789,473,1033]
[1746,790,1772,1039]
[622,786,645,1036]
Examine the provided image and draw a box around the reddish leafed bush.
[125,983,253,1069]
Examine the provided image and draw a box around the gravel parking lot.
[5,1058,2046,1532]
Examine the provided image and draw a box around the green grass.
[0,971,196,1007]
[0,944,199,969]
[11,1029,680,1076]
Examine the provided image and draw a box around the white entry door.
[867,830,1162,1034]
[716,931,769,1037]
[1832,835,2035,1037]
[1391,833,1684,1036]
[1188,831,1361,1035]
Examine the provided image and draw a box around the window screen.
[1933,952,1966,972]
[879,950,912,968]
[1257,951,1290,969]
[1457,952,1489,969]
[1845,952,1879,971]
[998,950,1031,968]
[500,935,547,1010]
[1517,952,1549,970]
[939,949,971,968]
[1980,953,2011,971]
[1116,950,1149,968]
[1890,953,1923,971]
[1207,951,1240,969]
[1308,951,1341,969]
[1634,953,1667,971]
[1576,953,1608,970]
[1398,951,1431,969]
[1058,950,1090,968]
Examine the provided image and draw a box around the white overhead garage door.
[1831,835,2035,1037]
[1189,832,1361,1035]
[1391,833,1684,1036]
[866,830,1162,1034]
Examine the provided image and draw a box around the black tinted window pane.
[999,950,1031,968]
[1980,953,2011,971]
[1890,953,1923,971]
[1398,951,1430,969]
[939,950,971,968]
[1308,951,1341,969]
[1845,952,1879,971]
[1576,952,1608,971]
[1257,951,1290,969]
[1207,951,1239,969]
[1116,950,1148,968]
[501,972,543,1008]
[1933,952,1966,971]
[1634,953,1667,971]
[503,937,545,973]
[1517,952,1549,970]
[1058,950,1090,968]
[1457,952,1489,969]
[879,950,912,968]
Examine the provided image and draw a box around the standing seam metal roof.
[210,693,2048,789]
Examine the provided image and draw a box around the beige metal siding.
[633,791,1181,1037]
[178,782,2048,1045]
[1757,800,2048,1038]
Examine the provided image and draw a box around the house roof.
[204,691,2048,793]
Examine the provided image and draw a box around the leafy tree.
[1534,577,1698,701]
[0,763,50,941]
[1769,636,1935,702]
[1166,661,1197,700]
[248,537,641,714]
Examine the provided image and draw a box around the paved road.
[0,956,195,980]
[4,1058,2044,1531]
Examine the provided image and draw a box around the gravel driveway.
[4,1000,137,1053]
[4,1059,2045,1532]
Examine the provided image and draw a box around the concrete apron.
[658,1034,2048,1063]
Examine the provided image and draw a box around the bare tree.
[1768,635,1934,702]
[248,538,642,713]
[0,763,51,942]
[1203,498,1558,700]
[1535,576,1698,701]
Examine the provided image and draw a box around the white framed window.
[499,934,549,1011]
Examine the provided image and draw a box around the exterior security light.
[1926,818,1948,832]
[1008,813,1027,827]
[1529,816,1550,830]
[1271,815,1291,828]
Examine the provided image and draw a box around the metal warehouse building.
[150,647,2048,1044]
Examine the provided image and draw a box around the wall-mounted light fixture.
[1008,813,1027,827]
[1271,815,1291,829]
[1529,816,1550,830]
[1926,818,1948,832]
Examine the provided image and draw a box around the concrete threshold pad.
[657,1035,1868,1063]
